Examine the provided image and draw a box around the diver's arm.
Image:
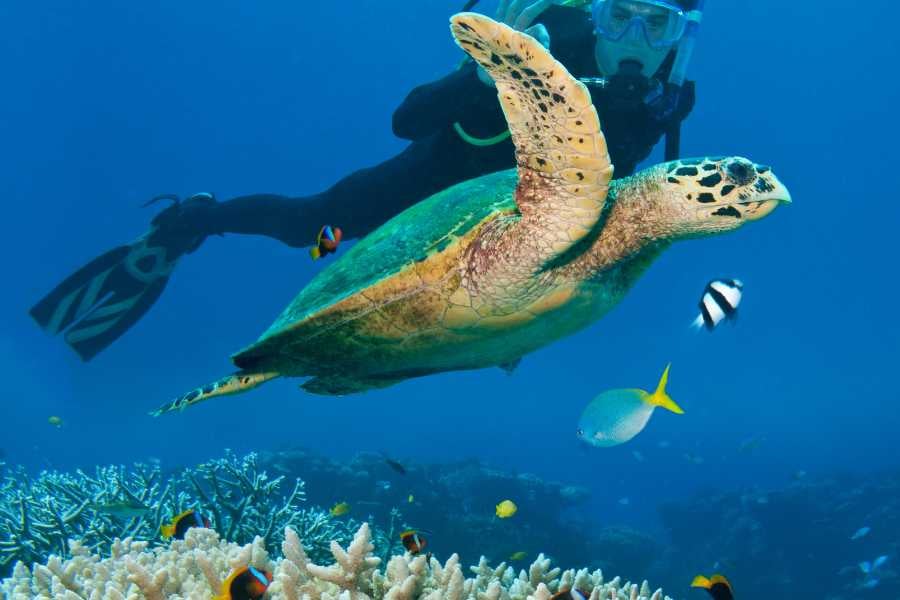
[391,62,497,141]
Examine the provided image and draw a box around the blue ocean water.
[2,0,899,589]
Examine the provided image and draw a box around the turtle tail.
[149,371,279,417]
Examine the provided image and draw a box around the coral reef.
[657,471,900,599]
[0,452,376,577]
[259,448,591,567]
[1,522,672,600]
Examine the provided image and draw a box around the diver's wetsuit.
[32,6,695,361]
[201,6,695,247]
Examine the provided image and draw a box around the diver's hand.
[499,0,556,31]
[476,0,552,88]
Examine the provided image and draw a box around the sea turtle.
[152,13,791,416]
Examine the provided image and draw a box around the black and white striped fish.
[693,279,743,330]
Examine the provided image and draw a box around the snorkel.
[668,0,704,87]
[657,0,704,159]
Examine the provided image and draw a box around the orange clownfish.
[549,589,589,600]
[214,565,272,600]
[310,225,342,260]
[399,529,429,555]
[691,574,734,600]
[160,509,211,539]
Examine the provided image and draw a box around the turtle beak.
[736,170,792,221]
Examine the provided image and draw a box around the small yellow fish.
[407,494,414,503]
[496,499,517,518]
[509,551,528,561]
[47,416,63,428]
[330,502,350,517]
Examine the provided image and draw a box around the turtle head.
[659,156,791,238]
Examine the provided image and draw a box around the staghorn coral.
[2,522,672,600]
[0,451,377,576]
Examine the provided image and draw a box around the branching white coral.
[1,523,672,600]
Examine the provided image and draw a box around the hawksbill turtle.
[152,13,791,416]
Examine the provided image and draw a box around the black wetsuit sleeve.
[392,62,498,141]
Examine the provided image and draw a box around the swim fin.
[31,193,217,361]
[30,236,176,361]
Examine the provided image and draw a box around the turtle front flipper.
[150,371,278,416]
[450,13,613,277]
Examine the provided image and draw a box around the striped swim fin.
[30,236,177,361]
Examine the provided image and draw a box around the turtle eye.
[726,160,756,185]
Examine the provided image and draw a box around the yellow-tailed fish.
[495,499,517,518]
[691,574,735,600]
[408,494,414,503]
[330,501,350,517]
[509,551,528,561]
[48,416,63,427]
[576,364,683,447]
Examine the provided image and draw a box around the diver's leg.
[34,134,510,360]
[206,132,512,246]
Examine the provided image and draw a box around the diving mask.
[592,0,688,49]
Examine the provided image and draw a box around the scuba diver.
[32,0,705,360]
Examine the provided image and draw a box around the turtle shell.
[231,170,517,369]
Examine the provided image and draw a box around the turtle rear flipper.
[150,371,279,416]
[301,373,406,396]
[450,13,613,278]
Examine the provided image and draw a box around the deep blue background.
[2,0,898,532]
